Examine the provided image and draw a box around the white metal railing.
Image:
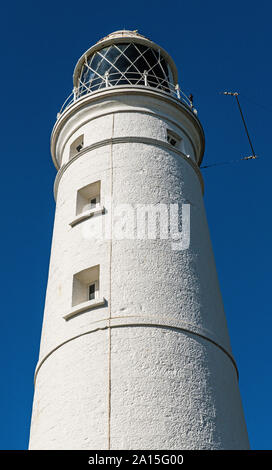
[56,72,194,119]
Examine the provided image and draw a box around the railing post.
[73,87,77,102]
[143,70,148,87]
[105,71,109,88]
[175,84,181,99]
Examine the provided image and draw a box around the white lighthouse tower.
[29,30,249,450]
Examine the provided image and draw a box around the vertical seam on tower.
[108,113,114,450]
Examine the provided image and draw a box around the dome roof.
[73,30,178,86]
[96,30,149,43]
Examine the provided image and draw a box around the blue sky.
[0,0,271,450]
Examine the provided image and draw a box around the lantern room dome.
[72,30,178,98]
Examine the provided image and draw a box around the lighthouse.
[29,30,249,449]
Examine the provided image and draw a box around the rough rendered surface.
[29,87,249,450]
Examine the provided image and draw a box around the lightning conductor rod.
[222,92,256,157]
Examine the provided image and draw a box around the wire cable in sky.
[201,91,259,169]
[201,154,259,169]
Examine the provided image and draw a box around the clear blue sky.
[0,0,270,450]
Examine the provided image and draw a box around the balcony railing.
[56,71,195,119]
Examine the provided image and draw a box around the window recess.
[70,180,105,227]
[69,134,84,160]
[63,265,105,320]
[167,129,182,149]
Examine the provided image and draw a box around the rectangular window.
[168,135,177,146]
[167,129,181,149]
[63,265,105,320]
[76,181,101,215]
[70,134,84,159]
[89,283,96,300]
[90,198,97,209]
[70,181,104,227]
[72,265,100,307]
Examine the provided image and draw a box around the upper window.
[70,134,84,160]
[89,283,96,300]
[70,181,104,227]
[90,197,98,209]
[76,181,101,216]
[167,130,181,149]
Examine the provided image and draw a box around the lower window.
[72,265,100,307]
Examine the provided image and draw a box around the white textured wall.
[29,88,249,449]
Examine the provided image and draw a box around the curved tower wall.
[29,32,249,450]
